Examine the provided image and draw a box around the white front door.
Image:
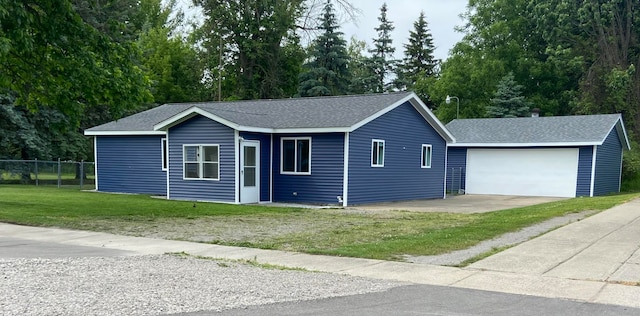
[465,148,579,197]
[240,141,260,203]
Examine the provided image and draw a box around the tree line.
[1,0,639,181]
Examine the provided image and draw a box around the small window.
[371,139,385,167]
[421,144,432,168]
[183,145,220,180]
[161,138,168,170]
[281,137,311,174]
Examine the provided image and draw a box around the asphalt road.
[178,284,640,316]
[3,236,640,316]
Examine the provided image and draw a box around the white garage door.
[466,148,579,197]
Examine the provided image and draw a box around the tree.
[346,36,373,94]
[195,0,305,100]
[0,0,152,123]
[396,11,438,90]
[138,0,206,104]
[367,3,397,93]
[298,0,351,97]
[486,72,531,118]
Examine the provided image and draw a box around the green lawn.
[0,186,637,261]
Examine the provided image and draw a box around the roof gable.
[447,114,630,149]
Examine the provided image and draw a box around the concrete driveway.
[350,194,565,213]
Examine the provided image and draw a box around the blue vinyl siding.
[168,115,235,202]
[348,102,446,205]
[594,128,623,196]
[576,146,594,197]
[446,147,467,192]
[95,136,166,195]
[240,132,271,202]
[272,133,344,204]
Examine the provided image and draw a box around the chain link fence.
[447,167,465,196]
[0,159,95,189]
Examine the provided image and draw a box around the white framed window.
[421,144,432,168]
[183,144,220,180]
[281,137,311,175]
[161,138,168,171]
[371,139,385,167]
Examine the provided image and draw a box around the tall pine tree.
[396,11,437,90]
[486,72,531,118]
[367,3,396,93]
[298,0,351,97]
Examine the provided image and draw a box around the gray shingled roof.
[85,92,415,133]
[446,114,626,146]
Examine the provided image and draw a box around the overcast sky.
[177,0,468,61]
[341,0,468,61]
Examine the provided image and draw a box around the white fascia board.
[270,127,350,133]
[347,93,455,143]
[84,130,166,136]
[407,94,456,143]
[154,107,240,131]
[606,117,631,150]
[348,94,415,132]
[448,142,601,147]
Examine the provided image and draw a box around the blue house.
[85,92,454,206]
[445,114,630,197]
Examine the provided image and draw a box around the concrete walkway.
[1,198,639,309]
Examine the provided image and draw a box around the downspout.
[270,134,274,202]
[93,136,99,191]
[590,145,597,197]
[166,133,170,200]
[235,130,240,204]
[443,143,449,199]
[341,132,349,207]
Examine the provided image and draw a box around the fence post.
[34,158,39,186]
[57,158,61,188]
[80,160,84,190]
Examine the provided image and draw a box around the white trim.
[269,134,273,203]
[166,133,170,199]
[590,145,597,197]
[371,139,385,167]
[342,132,350,207]
[93,137,99,191]
[449,142,602,147]
[84,130,166,136]
[234,131,240,204]
[161,138,168,171]
[280,137,312,175]
[349,93,456,143]
[182,144,221,181]
[443,144,449,199]
[421,144,432,168]
[240,139,261,204]
[619,147,624,192]
[155,107,240,131]
[600,116,631,150]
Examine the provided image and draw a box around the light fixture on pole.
[446,95,460,119]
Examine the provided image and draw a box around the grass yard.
[0,186,637,261]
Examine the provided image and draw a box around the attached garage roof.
[446,114,630,149]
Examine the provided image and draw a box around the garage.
[465,148,579,198]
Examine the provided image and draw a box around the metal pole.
[80,160,84,189]
[57,158,61,188]
[34,158,39,186]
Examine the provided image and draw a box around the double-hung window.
[421,144,432,168]
[183,145,220,180]
[281,137,311,174]
[371,139,385,167]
